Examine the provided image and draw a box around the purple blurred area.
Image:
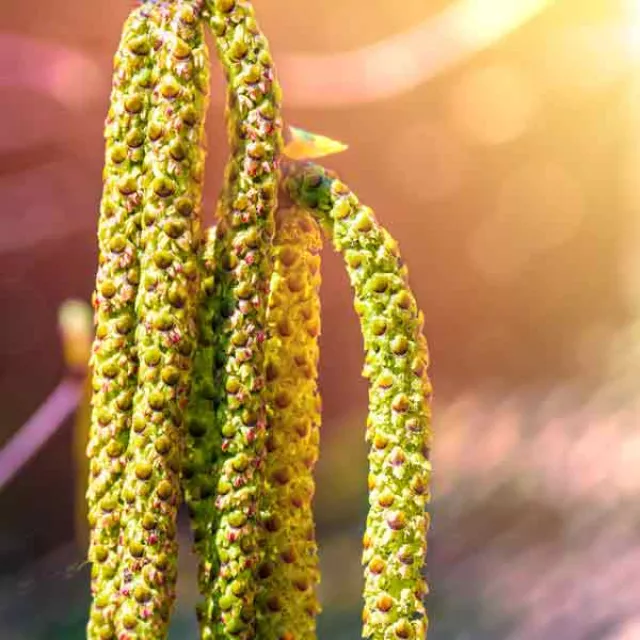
[0,0,638,637]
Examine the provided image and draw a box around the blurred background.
[0,0,639,637]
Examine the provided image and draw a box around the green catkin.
[284,163,433,640]
[114,2,210,638]
[199,1,283,637]
[257,208,322,640]
[87,6,157,638]
[183,225,222,633]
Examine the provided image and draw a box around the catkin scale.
[87,6,157,638]
[284,163,433,640]
[257,207,322,639]
[199,1,283,637]
[114,2,210,638]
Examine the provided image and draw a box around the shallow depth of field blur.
[1,0,639,638]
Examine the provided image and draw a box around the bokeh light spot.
[449,63,538,146]
[536,26,628,96]
[469,162,585,282]
[607,617,640,640]
[387,120,468,203]
[47,51,104,109]
[452,0,553,48]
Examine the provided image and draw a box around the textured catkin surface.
[199,0,283,637]
[113,2,210,638]
[285,164,433,640]
[257,208,322,639]
[182,226,221,630]
[86,5,157,638]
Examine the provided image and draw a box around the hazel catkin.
[113,3,210,638]
[284,162,433,640]
[199,0,284,636]
[257,208,322,640]
[86,5,157,638]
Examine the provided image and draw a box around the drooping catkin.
[113,2,210,637]
[182,226,222,633]
[284,163,433,640]
[257,207,322,639]
[199,1,283,636]
[86,5,157,637]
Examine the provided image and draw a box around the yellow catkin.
[257,207,322,639]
